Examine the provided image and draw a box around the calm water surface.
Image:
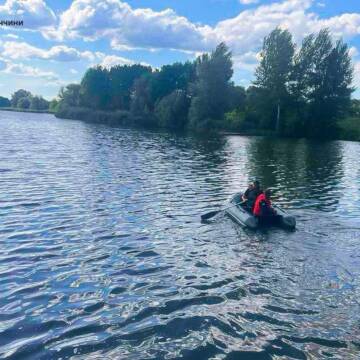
[0,110,359,359]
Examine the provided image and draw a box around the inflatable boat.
[225,192,296,230]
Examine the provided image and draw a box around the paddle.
[201,201,246,221]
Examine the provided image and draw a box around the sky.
[0,0,359,100]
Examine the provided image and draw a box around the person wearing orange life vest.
[253,188,278,222]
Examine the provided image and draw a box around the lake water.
[0,110,359,359]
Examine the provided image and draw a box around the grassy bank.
[0,107,54,114]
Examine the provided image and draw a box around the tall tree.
[349,99,360,117]
[17,97,31,109]
[149,62,195,104]
[108,64,152,110]
[81,66,110,110]
[254,28,295,132]
[188,42,233,129]
[130,75,158,127]
[228,85,246,111]
[293,29,354,137]
[30,96,49,110]
[130,76,152,115]
[11,89,32,108]
[49,99,59,112]
[154,89,190,129]
[58,84,82,107]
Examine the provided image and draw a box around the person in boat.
[253,188,281,224]
[242,180,262,211]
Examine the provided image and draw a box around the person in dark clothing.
[242,180,262,212]
[242,182,254,201]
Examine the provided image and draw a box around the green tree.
[17,96,31,109]
[130,76,158,127]
[130,76,152,115]
[228,85,246,111]
[108,64,152,110]
[11,89,32,108]
[349,99,360,117]
[38,97,49,110]
[154,89,190,129]
[254,28,295,132]
[149,62,195,104]
[293,29,354,137]
[188,43,233,130]
[0,96,10,107]
[58,84,82,107]
[30,96,49,110]
[245,85,268,127]
[81,66,110,109]
[49,99,59,112]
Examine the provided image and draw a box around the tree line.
[2,28,356,138]
[0,89,52,111]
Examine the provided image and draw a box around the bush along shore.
[55,107,140,127]
[4,27,360,141]
[0,107,54,114]
[54,105,360,142]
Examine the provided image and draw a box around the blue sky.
[0,0,359,100]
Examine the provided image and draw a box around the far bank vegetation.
[2,28,359,140]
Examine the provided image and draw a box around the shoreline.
[0,107,54,114]
[2,106,359,142]
[55,106,360,142]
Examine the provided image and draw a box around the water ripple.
[0,111,359,359]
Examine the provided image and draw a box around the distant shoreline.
[0,107,54,114]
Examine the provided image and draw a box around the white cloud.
[0,40,143,70]
[36,0,360,89]
[92,53,151,68]
[97,54,134,68]
[54,0,215,51]
[2,41,95,62]
[233,51,260,71]
[2,62,59,81]
[349,47,359,58]
[211,0,360,69]
[3,33,19,39]
[0,55,58,82]
[214,0,310,56]
[70,68,78,74]
[318,13,360,39]
[0,0,359,93]
[239,0,259,4]
[44,0,360,71]
[0,58,7,71]
[0,0,56,29]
